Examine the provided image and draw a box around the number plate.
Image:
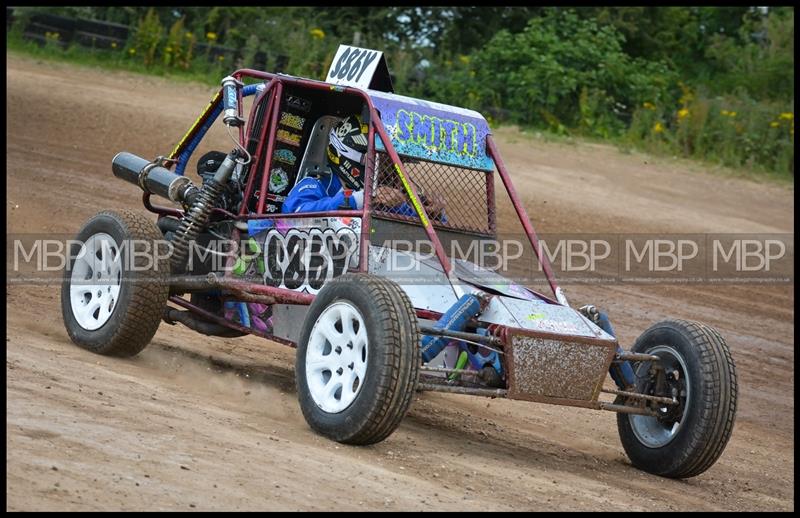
[325,44,383,90]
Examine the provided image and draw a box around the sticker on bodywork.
[279,112,306,131]
[393,163,430,228]
[368,89,495,171]
[276,129,302,146]
[250,217,362,294]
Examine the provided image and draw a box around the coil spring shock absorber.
[170,181,222,273]
[171,75,251,273]
[170,150,240,273]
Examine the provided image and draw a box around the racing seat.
[294,115,341,183]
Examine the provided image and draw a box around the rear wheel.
[61,210,170,357]
[295,273,420,445]
[616,319,737,478]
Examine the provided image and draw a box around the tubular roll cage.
[147,68,564,344]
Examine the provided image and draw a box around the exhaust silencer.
[112,152,197,203]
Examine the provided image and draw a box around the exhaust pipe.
[112,152,199,203]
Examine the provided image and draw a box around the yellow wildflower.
[129,48,136,55]
[111,42,117,49]
[728,111,737,118]
[642,102,655,110]
[185,32,193,39]
[677,108,689,120]
[218,55,225,61]
[310,28,325,39]
[770,121,780,128]
[720,109,729,116]
[678,82,693,106]
[779,112,793,120]
[653,122,664,133]
[458,55,470,65]
[206,32,217,41]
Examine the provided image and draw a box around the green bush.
[163,17,195,70]
[130,8,164,67]
[424,9,678,138]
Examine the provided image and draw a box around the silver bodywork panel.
[271,304,310,344]
[368,246,613,340]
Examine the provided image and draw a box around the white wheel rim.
[69,232,122,331]
[305,301,368,414]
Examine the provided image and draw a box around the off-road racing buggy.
[61,45,737,478]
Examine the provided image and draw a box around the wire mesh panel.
[370,152,493,236]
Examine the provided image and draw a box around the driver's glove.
[351,190,364,209]
[340,189,365,209]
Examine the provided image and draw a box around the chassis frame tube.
[601,388,677,406]
[256,82,284,214]
[359,112,376,272]
[417,382,507,398]
[615,352,662,363]
[168,295,297,348]
[487,135,562,304]
[168,273,314,305]
[240,80,277,210]
[598,402,660,417]
[418,325,504,347]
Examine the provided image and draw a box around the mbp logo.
[539,239,612,272]
[626,239,699,272]
[713,239,787,271]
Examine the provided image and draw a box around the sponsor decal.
[268,167,290,193]
[279,111,305,130]
[262,224,359,294]
[276,128,302,146]
[326,146,339,165]
[393,163,429,228]
[274,148,297,166]
[333,117,368,141]
[254,191,287,202]
[395,108,478,158]
[285,95,311,113]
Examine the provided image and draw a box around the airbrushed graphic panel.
[368,89,495,171]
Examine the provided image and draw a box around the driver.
[282,114,369,213]
[282,114,446,220]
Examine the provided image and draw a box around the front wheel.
[295,273,420,445]
[616,320,738,478]
[60,209,170,357]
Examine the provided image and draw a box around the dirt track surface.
[6,54,794,511]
